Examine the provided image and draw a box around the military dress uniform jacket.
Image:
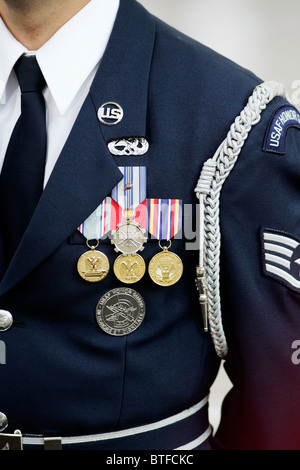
[1,0,300,450]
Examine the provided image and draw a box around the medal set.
[77,166,183,336]
[77,213,183,287]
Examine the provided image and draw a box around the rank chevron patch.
[261,228,300,292]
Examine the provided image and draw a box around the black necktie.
[0,55,47,267]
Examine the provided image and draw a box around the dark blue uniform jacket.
[1,0,300,450]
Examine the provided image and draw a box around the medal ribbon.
[147,198,182,240]
[78,197,123,240]
[78,167,147,240]
[78,168,182,241]
[111,166,147,210]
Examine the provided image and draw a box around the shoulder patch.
[261,228,300,292]
[263,104,300,155]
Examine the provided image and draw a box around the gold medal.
[148,240,183,287]
[113,253,146,284]
[77,240,109,282]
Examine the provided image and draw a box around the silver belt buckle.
[0,430,23,450]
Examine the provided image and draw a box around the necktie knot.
[14,55,46,93]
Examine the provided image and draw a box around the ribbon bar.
[147,198,182,240]
[111,166,147,210]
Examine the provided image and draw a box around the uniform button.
[0,310,13,332]
[0,412,8,432]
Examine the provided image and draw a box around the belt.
[0,396,211,450]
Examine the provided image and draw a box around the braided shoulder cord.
[194,81,287,358]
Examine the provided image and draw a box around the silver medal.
[111,218,147,255]
[95,288,146,336]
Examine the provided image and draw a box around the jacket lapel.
[0,0,156,296]
[0,95,123,296]
[89,0,156,143]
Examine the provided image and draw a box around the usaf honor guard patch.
[263,104,300,155]
[261,228,300,292]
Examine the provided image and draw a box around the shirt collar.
[0,17,26,104]
[0,0,120,114]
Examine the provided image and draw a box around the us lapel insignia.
[98,102,124,126]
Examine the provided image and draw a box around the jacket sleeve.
[211,91,300,450]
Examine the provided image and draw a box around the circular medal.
[148,250,183,287]
[113,254,146,284]
[96,288,146,336]
[77,244,110,282]
[111,220,147,254]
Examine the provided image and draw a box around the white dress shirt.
[0,0,120,186]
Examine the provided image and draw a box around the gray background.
[138,0,300,107]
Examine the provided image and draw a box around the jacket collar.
[0,0,156,296]
[90,0,155,143]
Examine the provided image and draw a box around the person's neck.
[0,0,91,50]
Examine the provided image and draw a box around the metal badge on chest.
[77,162,183,336]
